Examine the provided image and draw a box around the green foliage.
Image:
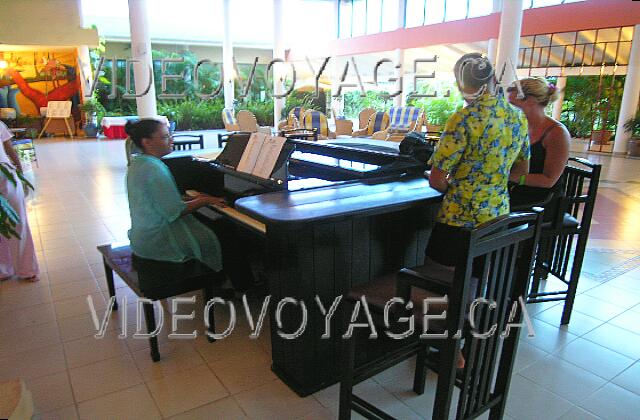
[623,111,640,137]
[283,91,318,120]
[560,75,625,138]
[343,90,390,119]
[407,80,463,127]
[0,163,34,239]
[239,101,274,126]
[0,195,19,239]
[79,97,106,125]
[164,98,225,131]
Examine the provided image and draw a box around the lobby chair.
[527,157,601,325]
[277,106,306,131]
[357,108,376,131]
[339,210,542,420]
[371,106,424,142]
[172,133,204,150]
[352,111,390,138]
[301,110,335,140]
[237,110,271,134]
[222,108,239,131]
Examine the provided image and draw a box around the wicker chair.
[371,106,424,142]
[352,111,390,137]
[357,108,376,130]
[237,110,271,134]
[277,106,306,131]
[300,110,335,140]
[221,108,239,131]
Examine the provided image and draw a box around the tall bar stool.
[527,157,601,324]
[339,211,543,420]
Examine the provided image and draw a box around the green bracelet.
[519,174,526,186]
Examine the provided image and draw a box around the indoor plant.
[623,111,640,157]
[79,98,102,138]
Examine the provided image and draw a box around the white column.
[394,0,406,107]
[273,0,285,126]
[495,0,523,87]
[331,58,343,118]
[487,39,498,65]
[330,0,342,118]
[614,24,640,155]
[127,0,157,118]
[76,45,93,98]
[552,76,567,121]
[222,0,235,110]
[486,0,502,65]
[395,49,405,107]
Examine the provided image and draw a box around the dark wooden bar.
[235,178,442,395]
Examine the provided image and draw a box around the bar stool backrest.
[557,157,601,230]
[444,211,543,419]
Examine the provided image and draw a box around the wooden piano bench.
[97,243,224,362]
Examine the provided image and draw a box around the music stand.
[39,101,74,139]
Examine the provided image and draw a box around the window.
[467,0,493,18]
[381,0,401,32]
[405,0,425,27]
[339,1,353,38]
[367,0,383,34]
[424,0,445,25]
[352,0,367,37]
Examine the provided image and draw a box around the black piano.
[164,133,443,396]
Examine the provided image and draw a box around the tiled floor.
[1,133,639,419]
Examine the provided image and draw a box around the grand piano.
[164,133,443,396]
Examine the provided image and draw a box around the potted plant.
[624,111,640,157]
[79,98,101,138]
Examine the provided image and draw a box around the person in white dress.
[0,121,38,281]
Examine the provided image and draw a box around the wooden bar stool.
[339,211,542,420]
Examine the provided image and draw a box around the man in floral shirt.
[426,53,530,267]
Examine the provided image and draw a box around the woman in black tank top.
[506,78,570,217]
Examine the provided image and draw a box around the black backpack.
[399,131,435,165]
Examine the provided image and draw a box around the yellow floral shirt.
[430,92,529,228]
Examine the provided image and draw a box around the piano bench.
[97,243,223,362]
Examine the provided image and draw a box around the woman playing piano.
[125,119,227,279]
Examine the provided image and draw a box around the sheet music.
[236,132,267,174]
[252,135,286,179]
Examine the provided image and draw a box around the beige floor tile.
[207,345,276,394]
[0,302,56,333]
[50,279,101,302]
[146,365,229,417]
[41,237,82,251]
[133,340,205,381]
[28,372,75,413]
[69,354,143,402]
[45,254,89,272]
[167,396,249,420]
[0,284,52,310]
[235,380,323,420]
[0,321,60,357]
[0,344,66,381]
[47,266,95,286]
[35,404,79,420]
[64,329,130,369]
[54,292,107,319]
[58,309,117,342]
[77,384,162,420]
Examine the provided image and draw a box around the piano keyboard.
[187,190,266,235]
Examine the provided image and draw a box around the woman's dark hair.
[125,119,164,149]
